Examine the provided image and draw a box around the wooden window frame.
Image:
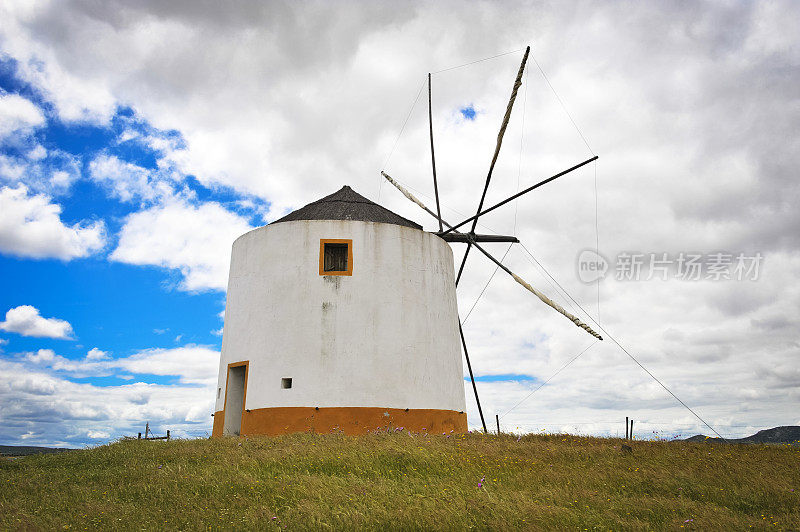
[319,239,353,276]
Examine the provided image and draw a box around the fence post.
[138,432,141,440]
[625,417,629,440]
[630,419,634,440]
[166,430,170,441]
[496,415,500,435]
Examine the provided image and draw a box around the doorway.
[223,363,247,436]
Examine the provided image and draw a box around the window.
[324,243,347,271]
[319,239,353,276]
[281,377,292,389]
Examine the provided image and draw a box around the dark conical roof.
[270,186,422,230]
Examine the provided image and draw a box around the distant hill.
[685,425,800,444]
[0,445,75,457]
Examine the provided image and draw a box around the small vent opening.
[281,377,293,389]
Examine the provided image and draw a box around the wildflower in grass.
[478,475,485,488]
[684,518,694,523]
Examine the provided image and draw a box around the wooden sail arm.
[381,170,603,341]
[380,172,517,242]
[454,46,530,286]
[470,45,530,234]
[381,171,449,229]
[468,238,603,341]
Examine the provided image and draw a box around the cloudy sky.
[1,1,798,447]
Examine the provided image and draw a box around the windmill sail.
[381,171,602,341]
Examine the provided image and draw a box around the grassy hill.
[1,432,798,530]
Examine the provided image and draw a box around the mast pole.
[440,155,598,236]
[460,322,488,433]
[428,73,443,232]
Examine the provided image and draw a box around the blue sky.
[0,70,228,365]
[0,59,271,445]
[460,105,477,121]
[0,64,248,365]
[1,1,798,447]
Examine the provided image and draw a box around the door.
[223,364,247,436]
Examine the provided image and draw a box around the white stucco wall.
[214,219,466,413]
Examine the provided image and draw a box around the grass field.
[1,432,798,530]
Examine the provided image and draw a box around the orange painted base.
[211,406,467,437]
[212,411,224,436]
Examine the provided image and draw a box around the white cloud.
[0,185,105,259]
[24,348,56,363]
[23,349,108,376]
[1,306,73,339]
[110,199,253,291]
[27,143,46,160]
[116,128,139,143]
[17,344,218,386]
[0,2,116,124]
[0,356,215,447]
[0,93,44,140]
[113,345,219,385]
[0,1,798,440]
[0,343,219,446]
[0,153,26,180]
[88,153,176,203]
[0,147,81,193]
[86,347,109,361]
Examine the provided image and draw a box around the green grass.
[1,432,798,530]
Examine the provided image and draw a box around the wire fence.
[471,419,779,440]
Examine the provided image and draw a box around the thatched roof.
[270,186,422,230]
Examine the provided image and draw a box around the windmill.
[381,46,602,433]
[210,46,723,441]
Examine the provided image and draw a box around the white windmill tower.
[213,186,468,436]
[213,45,604,438]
